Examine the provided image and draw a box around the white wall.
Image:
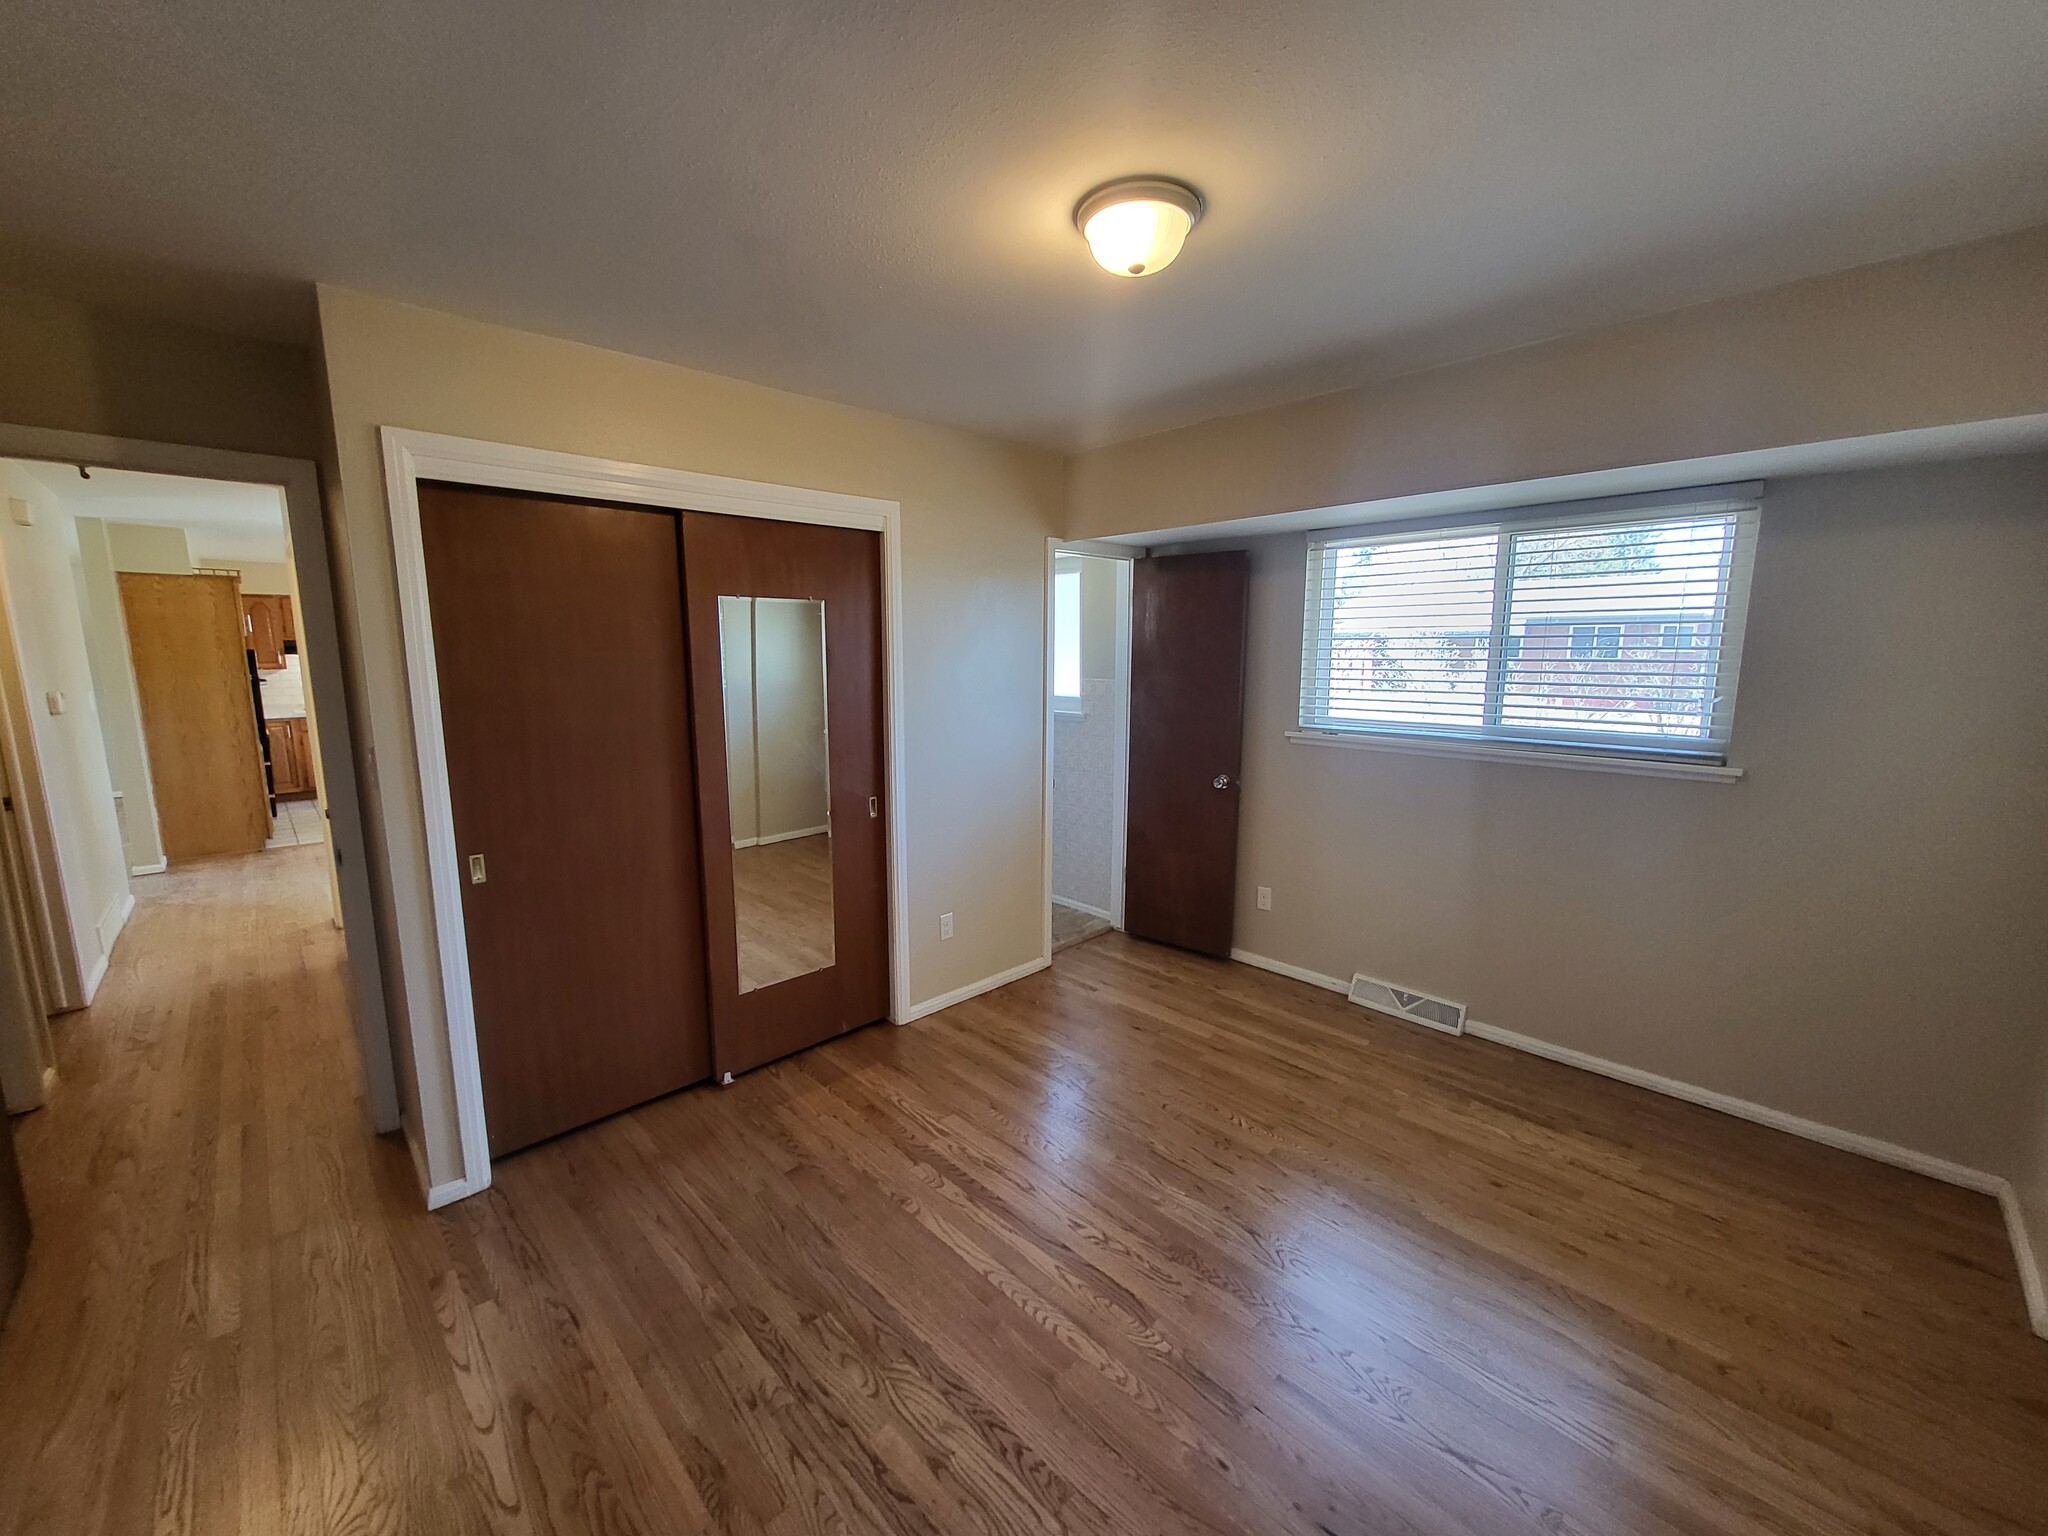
[1051,555,1121,914]
[1217,454,2048,1178]
[0,462,132,1001]
[72,516,165,872]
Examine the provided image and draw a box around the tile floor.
[264,798,327,849]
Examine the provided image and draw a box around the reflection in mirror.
[719,597,834,992]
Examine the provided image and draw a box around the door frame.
[0,421,402,1134]
[381,428,908,1203]
[1040,539,1136,957]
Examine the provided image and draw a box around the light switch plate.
[939,911,954,940]
[7,497,30,527]
[1256,886,1272,911]
[44,691,64,716]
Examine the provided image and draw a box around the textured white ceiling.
[2,1,2045,448]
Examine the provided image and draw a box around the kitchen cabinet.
[242,593,295,671]
[265,716,315,798]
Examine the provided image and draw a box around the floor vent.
[1347,973,1467,1036]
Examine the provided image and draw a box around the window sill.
[1053,701,1087,719]
[1284,729,1743,781]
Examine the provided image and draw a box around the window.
[1568,623,1621,661]
[1298,495,1758,764]
[1052,567,1082,700]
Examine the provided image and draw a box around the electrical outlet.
[7,497,30,527]
[939,911,954,940]
[1255,886,1272,911]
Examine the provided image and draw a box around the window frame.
[1294,491,1761,773]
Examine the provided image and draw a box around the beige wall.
[719,597,831,845]
[1069,225,2048,541]
[751,599,830,842]
[0,462,132,1000]
[208,559,294,594]
[315,286,1063,1185]
[104,521,192,574]
[1216,454,2048,1176]
[0,283,320,460]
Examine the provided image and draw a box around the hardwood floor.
[732,832,835,991]
[2,848,2044,1535]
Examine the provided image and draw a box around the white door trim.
[0,421,403,1135]
[379,427,910,1205]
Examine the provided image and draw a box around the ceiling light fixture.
[1074,177,1204,278]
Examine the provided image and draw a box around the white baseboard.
[898,955,1051,1025]
[1231,948,1348,994]
[1053,896,1114,922]
[79,949,109,1005]
[1229,945,2045,1337]
[129,859,168,877]
[2000,1185,2048,1339]
[407,1117,491,1211]
[97,890,135,956]
[426,1175,488,1210]
[733,824,830,850]
[77,891,138,1005]
[1460,1016,2004,1194]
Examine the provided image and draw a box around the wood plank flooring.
[732,833,835,992]
[2,848,2044,1535]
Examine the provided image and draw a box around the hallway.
[0,847,402,1534]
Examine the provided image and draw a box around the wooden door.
[1124,551,1251,958]
[418,483,712,1156]
[680,513,889,1078]
[120,573,270,860]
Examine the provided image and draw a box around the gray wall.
[1224,454,2048,1176]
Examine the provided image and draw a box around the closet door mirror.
[717,597,835,992]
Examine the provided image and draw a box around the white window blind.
[1299,494,1759,763]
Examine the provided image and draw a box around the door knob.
[1212,774,1231,790]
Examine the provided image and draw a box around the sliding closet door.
[680,513,888,1078]
[418,483,712,1155]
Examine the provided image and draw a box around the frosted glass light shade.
[1074,179,1204,278]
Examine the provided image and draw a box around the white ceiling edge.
[1100,413,2048,549]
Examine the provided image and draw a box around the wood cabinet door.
[266,719,310,795]
[243,594,285,670]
